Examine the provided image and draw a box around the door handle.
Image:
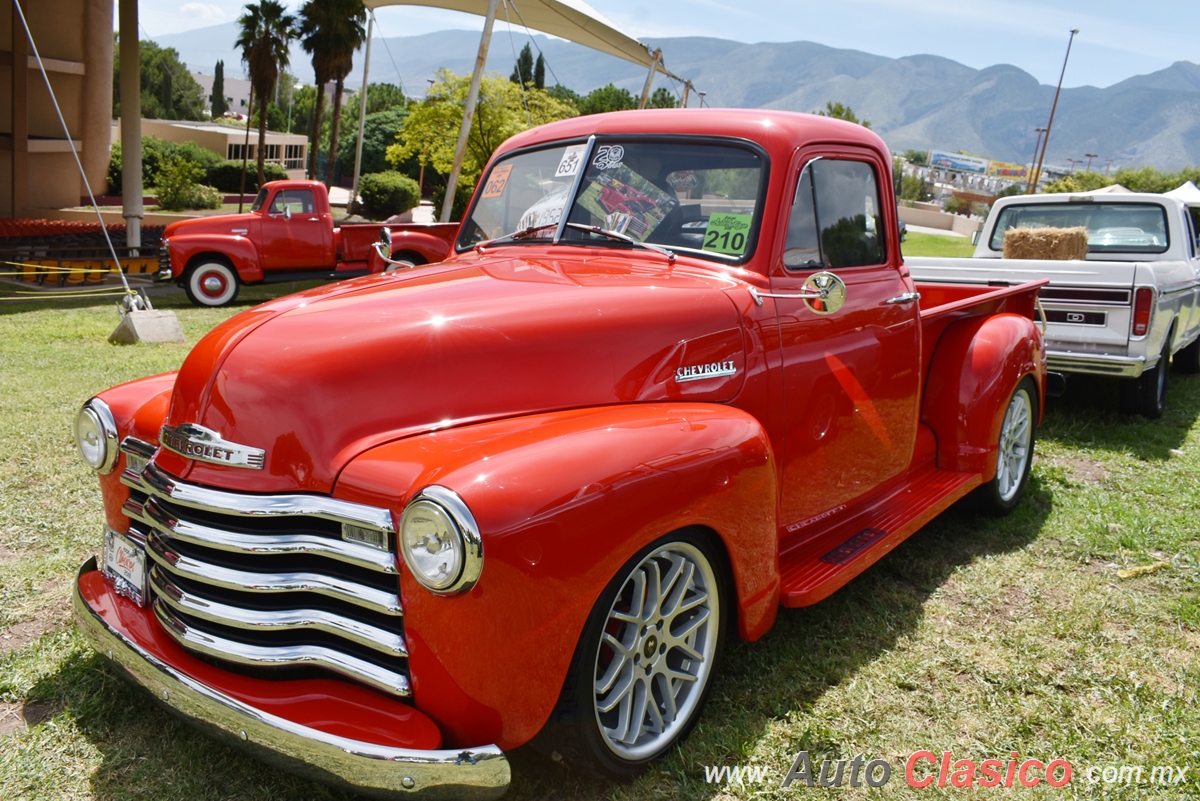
[885,292,921,305]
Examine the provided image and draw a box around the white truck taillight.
[1132,287,1154,337]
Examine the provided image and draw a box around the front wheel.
[184,260,239,307]
[974,376,1037,516]
[537,532,727,777]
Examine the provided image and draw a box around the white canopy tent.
[1165,181,1200,203]
[353,0,687,221]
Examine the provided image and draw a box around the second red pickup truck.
[156,180,457,306]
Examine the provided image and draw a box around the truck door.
[770,152,922,529]
[259,188,335,271]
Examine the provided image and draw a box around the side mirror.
[377,228,392,258]
[971,230,980,246]
[283,205,292,221]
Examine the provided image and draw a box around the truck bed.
[915,277,1048,376]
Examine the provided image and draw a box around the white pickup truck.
[908,192,1200,417]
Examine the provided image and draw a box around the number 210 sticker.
[702,213,753,255]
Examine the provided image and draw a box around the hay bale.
[1002,226,1088,260]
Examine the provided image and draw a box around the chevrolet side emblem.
[160,423,265,469]
[674,359,737,383]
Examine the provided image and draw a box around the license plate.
[104,528,147,606]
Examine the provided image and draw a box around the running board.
[778,467,982,608]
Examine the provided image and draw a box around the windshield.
[988,202,1170,254]
[457,138,766,262]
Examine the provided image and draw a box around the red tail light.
[1132,287,1154,337]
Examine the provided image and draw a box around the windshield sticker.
[518,186,569,231]
[577,168,678,242]
[667,171,698,191]
[555,145,586,178]
[592,145,625,171]
[703,213,753,255]
[481,164,513,199]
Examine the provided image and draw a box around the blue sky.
[133,0,1197,89]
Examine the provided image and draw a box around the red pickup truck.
[73,109,1047,799]
[157,179,457,306]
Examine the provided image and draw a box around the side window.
[1189,207,1200,258]
[271,189,315,215]
[784,159,886,269]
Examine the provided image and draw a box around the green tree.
[237,0,296,186]
[211,60,227,117]
[648,87,677,109]
[546,84,580,107]
[386,69,577,185]
[113,38,207,121]
[1043,171,1115,194]
[816,101,870,129]
[903,149,927,166]
[578,83,636,115]
[899,174,928,202]
[533,53,545,90]
[338,107,408,177]
[299,0,367,183]
[510,43,535,85]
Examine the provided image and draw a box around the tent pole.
[681,80,691,108]
[637,49,661,109]
[350,10,375,214]
[441,0,499,223]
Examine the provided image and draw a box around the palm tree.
[299,0,367,184]
[236,1,295,186]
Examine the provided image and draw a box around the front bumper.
[74,557,510,800]
[1046,349,1146,378]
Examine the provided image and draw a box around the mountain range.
[154,23,1200,171]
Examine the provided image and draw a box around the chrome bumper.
[74,558,510,800]
[1046,349,1146,378]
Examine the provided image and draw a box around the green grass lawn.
[902,231,977,258]
[2,287,1198,800]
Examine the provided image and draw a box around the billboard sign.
[987,161,1028,180]
[929,150,989,174]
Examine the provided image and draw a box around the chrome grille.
[120,441,409,697]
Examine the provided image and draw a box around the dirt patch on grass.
[1,591,72,655]
[0,701,57,736]
[1039,455,1109,484]
[0,544,21,564]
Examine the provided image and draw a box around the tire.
[184,259,239,307]
[1174,335,1200,375]
[974,376,1037,516]
[535,531,728,778]
[1137,336,1172,419]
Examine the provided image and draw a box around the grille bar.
[146,532,403,616]
[153,599,412,697]
[150,568,407,658]
[143,496,398,575]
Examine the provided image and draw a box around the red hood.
[156,251,749,493]
[163,211,260,238]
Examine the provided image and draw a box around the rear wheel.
[1125,335,1172,419]
[184,259,239,307]
[974,376,1036,516]
[536,531,727,778]
[1174,336,1200,374]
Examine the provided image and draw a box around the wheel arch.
[921,312,1045,479]
[333,403,780,751]
[172,236,263,284]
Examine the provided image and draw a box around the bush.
[107,136,224,196]
[430,180,475,223]
[205,160,288,194]
[155,158,222,211]
[358,171,420,220]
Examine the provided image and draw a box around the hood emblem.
[674,359,737,383]
[160,423,265,469]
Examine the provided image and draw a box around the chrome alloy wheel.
[592,542,719,761]
[996,386,1033,503]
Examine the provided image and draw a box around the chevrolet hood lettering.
[674,360,737,383]
[161,423,265,469]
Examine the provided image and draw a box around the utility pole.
[1028,28,1079,194]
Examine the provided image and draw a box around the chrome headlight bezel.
[399,486,483,595]
[75,398,119,474]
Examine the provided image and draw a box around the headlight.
[74,398,118,473]
[399,486,483,594]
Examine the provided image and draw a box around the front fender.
[334,403,778,751]
[921,313,1045,476]
[169,235,264,283]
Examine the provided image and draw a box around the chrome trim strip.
[75,559,511,800]
[139,463,395,534]
[120,436,158,461]
[150,567,407,659]
[121,498,151,526]
[1046,350,1147,378]
[143,497,398,576]
[146,534,403,616]
[153,599,411,697]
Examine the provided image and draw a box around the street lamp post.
[1027,127,1047,191]
[1084,152,1098,172]
[1067,158,1082,174]
[698,91,706,108]
[1028,28,1080,194]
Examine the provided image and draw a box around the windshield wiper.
[563,223,676,263]
[473,224,558,253]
